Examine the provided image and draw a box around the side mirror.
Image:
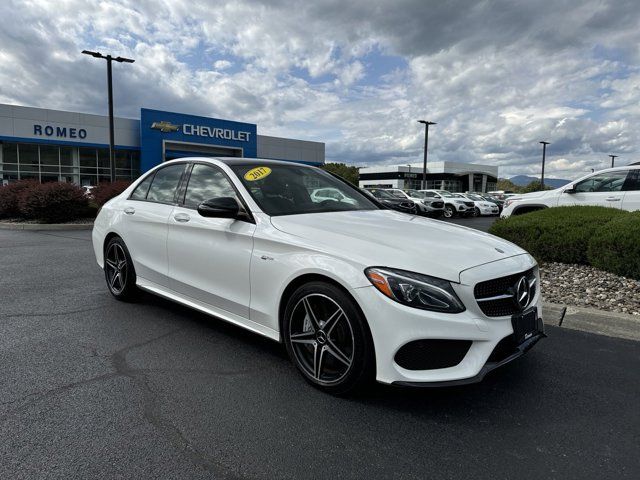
[563,187,576,194]
[197,197,241,219]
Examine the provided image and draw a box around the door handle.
[124,207,135,215]
[174,213,191,223]
[605,197,621,202]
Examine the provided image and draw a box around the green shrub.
[18,182,89,223]
[489,206,628,265]
[92,180,131,206]
[587,212,640,280]
[0,180,39,218]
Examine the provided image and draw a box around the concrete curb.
[542,302,640,341]
[0,222,93,231]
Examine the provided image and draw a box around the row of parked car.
[362,188,503,218]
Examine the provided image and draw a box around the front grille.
[394,339,472,370]
[431,201,444,208]
[474,268,537,317]
[464,201,475,208]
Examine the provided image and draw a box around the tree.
[321,163,359,185]
[521,180,553,193]
[496,178,519,193]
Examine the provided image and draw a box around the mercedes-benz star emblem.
[514,276,530,310]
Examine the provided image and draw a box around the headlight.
[365,267,465,313]
[505,198,519,207]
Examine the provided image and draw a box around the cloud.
[0,0,638,179]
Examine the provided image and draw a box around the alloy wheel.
[444,206,454,218]
[105,243,128,295]
[288,293,355,385]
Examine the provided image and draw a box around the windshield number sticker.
[244,167,272,181]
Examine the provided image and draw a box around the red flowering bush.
[18,182,89,222]
[0,180,39,218]
[92,180,132,206]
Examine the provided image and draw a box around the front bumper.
[479,205,500,215]
[352,254,542,386]
[393,332,544,387]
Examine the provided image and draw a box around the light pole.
[82,50,134,182]
[539,141,550,190]
[609,154,618,168]
[418,120,436,190]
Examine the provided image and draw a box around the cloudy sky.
[1,0,639,179]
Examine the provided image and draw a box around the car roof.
[164,157,316,168]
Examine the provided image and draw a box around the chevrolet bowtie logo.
[150,121,180,133]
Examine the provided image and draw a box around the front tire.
[104,237,139,301]
[283,281,374,395]
[473,207,481,217]
[443,205,455,218]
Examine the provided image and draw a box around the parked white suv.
[385,189,445,217]
[421,190,475,218]
[501,166,640,218]
[463,193,500,216]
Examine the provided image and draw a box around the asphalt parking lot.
[1,227,639,479]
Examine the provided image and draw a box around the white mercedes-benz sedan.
[92,157,544,394]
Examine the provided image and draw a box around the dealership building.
[0,103,324,186]
[358,161,499,193]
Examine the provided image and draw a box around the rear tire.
[104,237,139,301]
[474,207,481,217]
[283,281,375,395]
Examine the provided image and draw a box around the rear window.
[146,164,186,203]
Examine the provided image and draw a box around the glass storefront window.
[40,145,59,166]
[60,147,73,166]
[19,144,39,165]
[115,150,131,169]
[2,143,18,163]
[98,148,110,169]
[79,148,97,168]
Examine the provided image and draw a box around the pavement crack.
[110,328,245,479]
[2,305,109,319]
[0,372,119,419]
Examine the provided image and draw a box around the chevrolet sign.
[183,124,251,142]
[150,121,181,133]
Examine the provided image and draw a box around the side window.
[130,174,154,200]
[389,190,404,198]
[183,164,237,208]
[574,170,628,193]
[146,164,186,203]
[623,170,640,191]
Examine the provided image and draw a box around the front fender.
[248,231,368,333]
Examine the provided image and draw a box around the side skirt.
[136,277,280,342]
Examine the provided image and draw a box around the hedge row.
[0,181,91,223]
[489,206,640,279]
[91,180,131,206]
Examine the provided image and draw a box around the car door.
[120,162,187,286]
[557,169,628,208]
[621,169,640,212]
[167,163,256,318]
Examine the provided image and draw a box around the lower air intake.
[394,339,472,370]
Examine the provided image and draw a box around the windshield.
[230,164,379,216]
[368,189,394,199]
[404,189,425,198]
[466,194,483,201]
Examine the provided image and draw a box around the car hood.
[510,189,560,201]
[270,209,527,283]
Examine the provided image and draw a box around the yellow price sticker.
[244,166,272,181]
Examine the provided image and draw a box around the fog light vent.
[394,339,472,370]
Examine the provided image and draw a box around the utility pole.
[539,141,550,190]
[609,155,618,168]
[417,120,436,189]
[82,50,134,182]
